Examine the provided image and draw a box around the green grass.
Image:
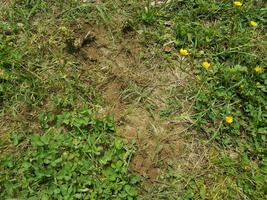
[0,0,266,199]
[1,110,139,199]
[135,0,266,199]
[0,0,139,199]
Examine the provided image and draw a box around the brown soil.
[74,23,190,184]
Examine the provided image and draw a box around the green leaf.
[100,151,113,165]
[200,185,206,199]
[130,176,140,184]
[125,185,137,197]
[31,135,44,146]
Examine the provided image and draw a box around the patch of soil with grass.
[73,22,191,187]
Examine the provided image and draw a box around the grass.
[134,0,266,199]
[1,0,139,199]
[0,0,266,199]
[1,110,139,199]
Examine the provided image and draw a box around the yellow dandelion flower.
[225,116,233,124]
[179,48,189,56]
[233,1,242,7]
[255,66,263,73]
[249,21,257,27]
[202,61,211,69]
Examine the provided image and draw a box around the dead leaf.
[163,44,173,53]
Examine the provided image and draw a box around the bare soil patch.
[73,23,191,184]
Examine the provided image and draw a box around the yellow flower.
[225,116,233,124]
[249,21,257,27]
[202,61,211,69]
[233,1,242,7]
[255,66,263,73]
[179,48,189,56]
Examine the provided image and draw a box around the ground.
[0,0,266,199]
